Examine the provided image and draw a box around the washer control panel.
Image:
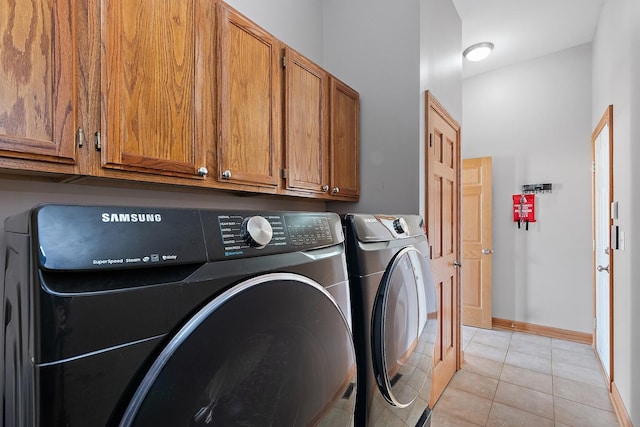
[21,205,344,269]
[217,214,285,255]
[207,211,340,260]
[285,214,333,247]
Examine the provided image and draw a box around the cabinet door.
[101,0,212,178]
[284,48,329,195]
[329,78,359,199]
[0,0,77,168]
[217,4,281,188]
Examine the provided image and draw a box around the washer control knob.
[393,217,408,234]
[241,216,273,248]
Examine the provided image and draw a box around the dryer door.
[371,247,437,407]
[118,273,356,426]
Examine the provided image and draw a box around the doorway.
[592,105,614,388]
[462,157,493,329]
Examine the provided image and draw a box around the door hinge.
[593,317,597,330]
[592,162,596,173]
[94,131,101,151]
[281,55,286,68]
[429,133,433,148]
[429,245,433,259]
[281,168,287,179]
[76,127,85,147]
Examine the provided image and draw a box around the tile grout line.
[450,329,618,427]
[485,332,511,426]
[492,331,555,425]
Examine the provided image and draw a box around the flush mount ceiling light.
[463,42,494,62]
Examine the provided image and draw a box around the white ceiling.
[452,0,604,78]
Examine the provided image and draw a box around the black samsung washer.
[2,204,356,426]
[343,214,437,427]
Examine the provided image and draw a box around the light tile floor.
[431,326,620,427]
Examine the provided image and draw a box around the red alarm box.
[513,194,536,222]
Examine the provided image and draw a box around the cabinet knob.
[197,166,208,177]
[332,187,340,194]
[322,185,329,192]
[222,170,232,179]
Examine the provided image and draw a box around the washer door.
[371,247,436,408]
[119,273,356,426]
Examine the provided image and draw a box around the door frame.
[591,104,614,389]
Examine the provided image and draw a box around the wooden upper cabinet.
[0,0,358,200]
[0,0,77,168]
[100,0,213,178]
[284,47,329,195]
[329,77,360,200]
[217,3,281,188]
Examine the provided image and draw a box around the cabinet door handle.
[331,187,340,194]
[197,167,208,177]
[76,127,85,147]
[94,131,101,151]
[221,170,232,179]
[322,185,329,192]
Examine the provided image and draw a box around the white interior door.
[593,106,613,386]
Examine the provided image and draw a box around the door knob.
[453,260,462,268]
[597,265,609,273]
[482,248,493,254]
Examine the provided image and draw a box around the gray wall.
[324,0,462,217]
[592,0,640,422]
[419,0,463,119]
[462,44,593,333]
[323,0,422,215]
[223,0,325,65]
[419,0,463,220]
